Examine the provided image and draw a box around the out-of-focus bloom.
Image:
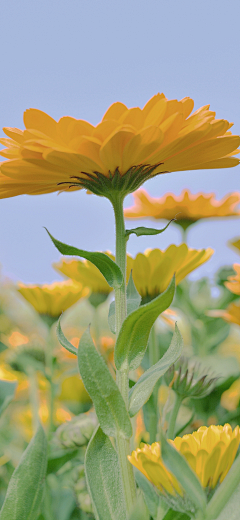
[228,238,240,255]
[130,245,213,302]
[7,331,29,348]
[165,357,217,399]
[129,424,240,497]
[224,264,240,295]
[15,400,73,441]
[58,374,91,404]
[18,280,89,319]
[124,189,240,230]
[0,94,239,199]
[221,379,240,411]
[209,301,240,326]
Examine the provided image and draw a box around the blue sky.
[0,0,240,284]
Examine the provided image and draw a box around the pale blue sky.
[0,0,240,284]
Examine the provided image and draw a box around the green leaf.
[162,510,190,520]
[0,423,47,520]
[129,324,183,416]
[85,426,127,520]
[125,221,174,238]
[205,452,240,520]
[77,328,132,439]
[160,434,206,515]
[215,482,240,520]
[56,319,78,356]
[0,341,8,354]
[115,277,175,371]
[128,491,150,520]
[108,272,141,334]
[135,471,161,519]
[45,228,123,289]
[0,379,17,417]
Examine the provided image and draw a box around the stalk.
[111,193,136,513]
[45,331,55,436]
[148,326,160,443]
[167,393,182,440]
[28,368,40,433]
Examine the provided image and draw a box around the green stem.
[28,369,40,433]
[148,326,159,443]
[111,193,136,513]
[45,331,55,436]
[167,393,182,440]
[156,500,168,520]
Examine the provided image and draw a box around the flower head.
[224,264,240,295]
[209,301,240,326]
[124,189,240,230]
[0,94,239,199]
[228,238,240,255]
[128,424,240,497]
[165,357,217,399]
[18,280,89,320]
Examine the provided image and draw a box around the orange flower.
[124,189,240,230]
[229,238,240,255]
[0,94,239,199]
[209,301,240,326]
[224,264,240,295]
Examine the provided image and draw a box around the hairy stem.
[148,326,160,442]
[167,393,183,440]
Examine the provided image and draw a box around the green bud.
[55,412,97,448]
[165,357,217,399]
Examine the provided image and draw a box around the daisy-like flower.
[0,94,239,200]
[208,301,240,327]
[18,280,89,321]
[128,424,240,496]
[221,379,240,411]
[124,189,240,232]
[224,264,240,295]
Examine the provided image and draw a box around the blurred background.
[0,0,240,283]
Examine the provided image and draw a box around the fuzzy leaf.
[46,229,123,289]
[108,272,141,334]
[135,471,161,519]
[77,328,132,439]
[85,426,127,520]
[129,324,183,416]
[160,434,206,514]
[125,221,173,238]
[0,424,47,520]
[115,277,175,371]
[56,319,78,356]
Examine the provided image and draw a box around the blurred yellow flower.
[18,280,89,319]
[7,331,29,348]
[0,94,239,199]
[129,424,240,496]
[209,301,240,326]
[224,264,240,295]
[124,189,240,229]
[130,245,213,301]
[221,379,240,411]
[228,238,240,255]
[58,374,91,404]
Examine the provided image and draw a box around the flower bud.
[55,412,97,448]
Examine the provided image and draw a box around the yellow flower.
[124,189,240,229]
[128,424,240,496]
[130,245,213,301]
[209,301,240,326]
[224,264,240,295]
[228,238,240,255]
[221,379,240,411]
[0,94,239,199]
[58,374,91,404]
[18,280,89,319]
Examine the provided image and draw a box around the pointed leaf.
[129,324,183,416]
[85,426,127,520]
[135,471,161,519]
[206,452,240,520]
[128,492,150,520]
[77,328,132,439]
[45,228,123,289]
[0,423,47,520]
[56,319,78,356]
[160,434,206,514]
[125,221,174,238]
[108,272,141,334]
[0,379,17,417]
[115,277,175,371]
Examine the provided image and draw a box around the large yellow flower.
[54,245,213,303]
[128,424,240,496]
[18,280,89,319]
[224,264,240,295]
[124,189,240,228]
[0,94,239,199]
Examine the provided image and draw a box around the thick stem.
[45,331,55,437]
[28,369,40,433]
[167,393,183,440]
[111,193,136,513]
[148,326,160,443]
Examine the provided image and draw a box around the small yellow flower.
[18,280,89,319]
[224,264,240,295]
[0,94,239,199]
[209,301,240,326]
[128,424,240,496]
[228,238,240,255]
[124,189,240,229]
[221,379,240,411]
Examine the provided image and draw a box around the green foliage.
[77,328,132,439]
[205,453,240,520]
[85,426,127,520]
[134,471,160,519]
[125,220,173,238]
[115,277,175,371]
[46,229,123,289]
[0,424,47,520]
[129,324,183,416]
[57,319,78,356]
[108,272,141,334]
[0,380,17,417]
